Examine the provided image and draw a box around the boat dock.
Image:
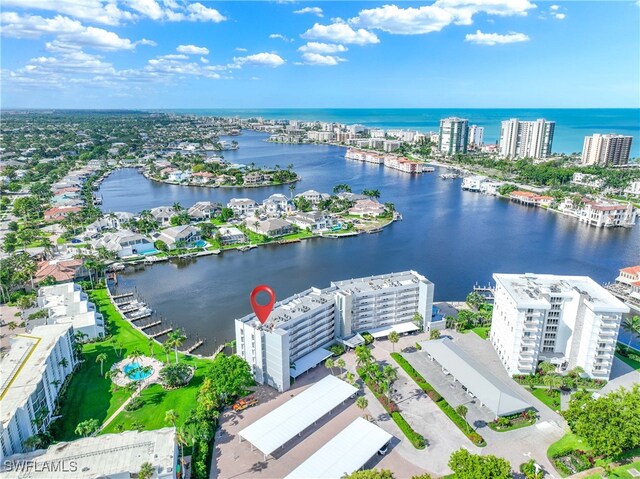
[150,327,173,338]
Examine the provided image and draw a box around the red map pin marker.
[250,285,276,324]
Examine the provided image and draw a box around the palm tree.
[74,418,100,437]
[325,358,335,375]
[388,331,400,352]
[455,404,469,432]
[105,367,120,382]
[148,338,155,359]
[137,462,154,479]
[165,409,179,427]
[345,371,356,386]
[355,345,373,369]
[7,321,18,330]
[162,342,172,363]
[542,374,562,393]
[538,360,556,375]
[356,396,369,419]
[166,329,186,363]
[96,353,107,376]
[336,358,346,375]
[382,365,398,402]
[172,202,183,212]
[621,315,640,352]
[58,357,69,369]
[288,184,296,199]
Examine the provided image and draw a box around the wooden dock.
[140,321,161,330]
[112,292,134,300]
[151,328,172,338]
[186,340,205,353]
[129,312,151,321]
[120,304,141,313]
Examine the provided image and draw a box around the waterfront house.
[150,206,176,225]
[509,191,554,208]
[35,258,87,284]
[461,175,487,192]
[157,225,201,249]
[167,170,191,182]
[571,173,605,190]
[43,206,82,222]
[624,180,640,197]
[288,211,338,232]
[218,227,247,245]
[188,201,220,221]
[246,218,293,237]
[191,171,215,184]
[295,190,330,206]
[348,199,385,217]
[228,198,258,217]
[92,230,156,257]
[243,172,264,185]
[0,324,76,460]
[558,196,637,227]
[85,211,135,238]
[383,156,425,173]
[262,194,290,216]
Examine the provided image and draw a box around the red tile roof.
[35,259,84,283]
[621,265,640,275]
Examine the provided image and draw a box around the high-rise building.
[499,119,555,159]
[582,134,632,166]
[490,273,628,380]
[1,324,77,461]
[438,117,469,155]
[235,271,435,392]
[467,125,484,147]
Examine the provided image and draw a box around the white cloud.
[269,33,293,42]
[293,7,324,17]
[185,2,226,22]
[117,0,227,23]
[235,47,247,52]
[0,0,135,26]
[553,12,566,20]
[233,52,286,67]
[0,12,150,51]
[176,44,209,55]
[301,22,379,45]
[300,52,346,66]
[350,4,454,34]
[298,42,348,54]
[550,4,560,11]
[200,56,209,64]
[465,29,530,45]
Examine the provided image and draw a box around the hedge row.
[390,353,486,447]
[356,369,426,449]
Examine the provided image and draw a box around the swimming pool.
[140,248,161,256]
[124,362,153,381]
[193,240,207,248]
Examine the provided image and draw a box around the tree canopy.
[448,449,512,479]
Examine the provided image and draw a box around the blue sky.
[1,1,639,108]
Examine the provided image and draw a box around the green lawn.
[471,327,490,339]
[615,352,640,371]
[548,432,593,458]
[51,288,214,441]
[585,461,640,479]
[530,387,561,411]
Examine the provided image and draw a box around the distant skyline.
[1,1,639,109]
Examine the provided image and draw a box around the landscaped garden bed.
[487,410,537,432]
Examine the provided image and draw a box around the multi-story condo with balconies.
[235,271,434,391]
[581,133,632,166]
[37,283,104,339]
[438,117,469,155]
[499,119,555,159]
[490,273,629,380]
[1,324,76,461]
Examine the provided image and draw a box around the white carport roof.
[238,375,358,456]
[284,417,393,479]
[290,347,333,378]
[369,322,419,339]
[419,338,532,417]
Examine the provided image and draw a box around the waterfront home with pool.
[217,227,247,245]
[235,271,434,392]
[92,230,156,258]
[157,225,201,250]
[227,198,258,217]
[245,218,292,237]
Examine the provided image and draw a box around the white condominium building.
[1,428,178,478]
[490,273,629,380]
[499,119,555,159]
[37,283,104,339]
[1,324,76,461]
[467,125,484,147]
[235,271,434,391]
[582,134,632,166]
[438,117,469,155]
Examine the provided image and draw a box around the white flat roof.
[284,418,393,479]
[2,428,177,478]
[291,347,333,378]
[238,375,357,456]
[419,338,532,417]
[369,322,419,338]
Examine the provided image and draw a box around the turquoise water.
[168,108,640,157]
[124,362,152,381]
[141,248,160,256]
[193,240,207,248]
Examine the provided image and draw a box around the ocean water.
[167,108,640,157]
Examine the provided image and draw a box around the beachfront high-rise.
[467,125,484,147]
[438,117,469,155]
[582,134,632,166]
[499,119,555,159]
[490,273,629,380]
[235,271,434,392]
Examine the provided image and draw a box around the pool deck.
[110,356,163,388]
